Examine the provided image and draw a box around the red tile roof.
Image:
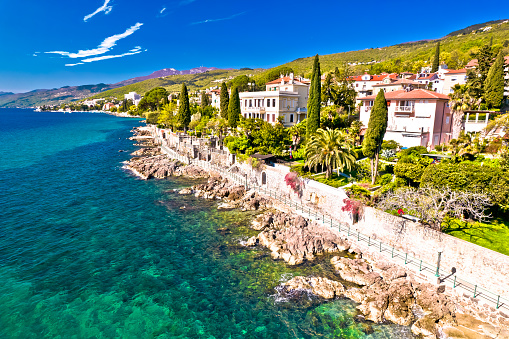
[444,69,467,74]
[266,76,309,85]
[359,89,450,101]
[466,56,509,68]
[372,78,421,87]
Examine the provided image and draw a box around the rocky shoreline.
[125,126,509,339]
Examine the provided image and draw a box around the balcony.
[395,105,415,113]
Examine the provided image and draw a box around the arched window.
[261,172,267,185]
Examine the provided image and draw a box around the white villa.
[239,73,310,127]
[350,73,398,101]
[360,89,452,148]
[124,92,141,106]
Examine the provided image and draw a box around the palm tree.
[305,128,356,179]
[449,84,481,139]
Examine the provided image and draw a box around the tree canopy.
[177,84,191,130]
[306,54,321,139]
[220,82,229,120]
[227,87,241,128]
[484,51,506,109]
[362,90,388,184]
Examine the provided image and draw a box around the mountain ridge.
[0,67,229,108]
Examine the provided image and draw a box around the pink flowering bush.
[284,172,302,195]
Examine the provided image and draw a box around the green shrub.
[421,162,509,211]
[377,173,393,185]
[382,140,401,150]
[145,112,160,125]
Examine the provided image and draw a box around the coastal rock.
[126,155,180,179]
[178,188,193,195]
[279,276,345,300]
[331,257,381,286]
[131,147,161,157]
[249,212,349,265]
[177,165,209,179]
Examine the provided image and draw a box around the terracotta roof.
[359,89,450,101]
[351,73,393,82]
[417,73,436,80]
[466,56,509,68]
[444,69,467,74]
[372,79,421,87]
[266,76,309,85]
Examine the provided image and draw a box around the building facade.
[239,73,309,127]
[360,89,452,148]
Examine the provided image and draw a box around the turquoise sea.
[0,109,414,338]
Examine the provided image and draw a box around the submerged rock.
[279,276,345,300]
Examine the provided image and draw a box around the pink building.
[359,89,452,148]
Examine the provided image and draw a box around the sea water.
[0,109,415,338]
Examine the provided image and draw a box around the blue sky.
[0,0,505,93]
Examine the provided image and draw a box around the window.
[283,99,287,108]
[273,99,276,107]
[266,99,270,107]
[249,99,252,107]
[272,114,275,122]
[434,135,439,144]
[290,114,294,123]
[446,116,450,124]
[245,100,247,107]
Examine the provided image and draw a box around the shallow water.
[0,109,415,338]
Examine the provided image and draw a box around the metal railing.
[157,137,509,312]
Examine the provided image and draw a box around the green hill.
[272,20,509,77]
[89,69,261,101]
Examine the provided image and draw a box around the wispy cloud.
[180,0,197,5]
[190,11,246,25]
[84,0,113,22]
[79,47,145,64]
[45,23,143,59]
[160,7,166,14]
[65,62,85,67]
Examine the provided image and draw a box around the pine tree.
[484,51,505,109]
[306,54,321,139]
[220,82,229,119]
[201,91,209,109]
[431,42,440,73]
[362,90,388,185]
[228,87,241,128]
[177,83,191,130]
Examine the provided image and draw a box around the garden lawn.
[313,173,349,188]
[442,217,509,256]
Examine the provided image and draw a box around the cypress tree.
[306,54,321,139]
[431,42,440,73]
[220,82,229,119]
[200,91,209,109]
[228,87,241,128]
[362,90,388,185]
[484,51,505,109]
[177,83,191,131]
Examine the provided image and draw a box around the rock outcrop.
[331,256,456,338]
[126,155,181,179]
[246,212,350,265]
[191,176,271,211]
[279,276,345,300]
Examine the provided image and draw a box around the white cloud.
[160,7,166,14]
[84,0,113,22]
[80,47,145,63]
[191,12,245,25]
[45,23,143,59]
[65,62,85,67]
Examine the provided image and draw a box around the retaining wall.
[150,126,509,298]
